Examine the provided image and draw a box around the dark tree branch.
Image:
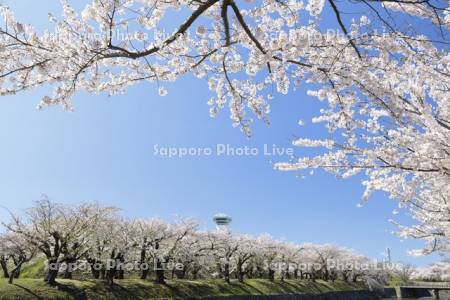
[327,0,363,59]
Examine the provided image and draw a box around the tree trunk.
[105,261,117,285]
[90,265,100,279]
[45,269,59,286]
[175,267,186,279]
[106,272,114,286]
[324,268,329,281]
[281,266,290,282]
[105,251,119,286]
[61,256,76,280]
[268,269,275,282]
[64,268,73,279]
[8,261,23,284]
[86,258,100,279]
[247,266,253,279]
[63,259,75,279]
[224,262,230,284]
[310,268,316,282]
[155,269,165,284]
[14,267,21,278]
[192,267,200,280]
[8,272,15,284]
[116,254,124,279]
[100,267,106,280]
[105,268,116,286]
[45,259,59,286]
[155,260,165,284]
[309,266,317,282]
[0,258,9,278]
[180,268,186,279]
[91,268,100,279]
[237,269,244,282]
[342,271,349,282]
[140,249,148,280]
[237,262,244,282]
[141,268,149,280]
[256,266,264,278]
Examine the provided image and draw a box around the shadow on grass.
[280,280,305,293]
[102,280,173,299]
[109,283,145,299]
[55,282,88,300]
[243,281,266,295]
[229,281,255,295]
[3,278,363,300]
[166,280,216,298]
[13,284,45,300]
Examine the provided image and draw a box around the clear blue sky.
[0,0,445,266]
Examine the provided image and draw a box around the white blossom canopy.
[0,0,449,254]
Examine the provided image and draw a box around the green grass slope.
[18,258,46,279]
[0,278,366,300]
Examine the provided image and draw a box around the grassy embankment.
[0,278,365,300]
[0,259,366,299]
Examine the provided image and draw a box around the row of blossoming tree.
[0,0,448,255]
[411,260,450,282]
[1,197,400,286]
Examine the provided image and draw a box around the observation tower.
[213,213,232,233]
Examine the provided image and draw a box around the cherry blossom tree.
[254,235,284,281]
[170,231,212,280]
[84,216,136,285]
[0,232,36,284]
[230,234,255,282]
[396,263,415,283]
[0,0,448,253]
[129,217,198,283]
[411,259,450,281]
[130,218,169,281]
[204,231,239,283]
[2,195,117,285]
[0,198,419,285]
[0,239,10,278]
